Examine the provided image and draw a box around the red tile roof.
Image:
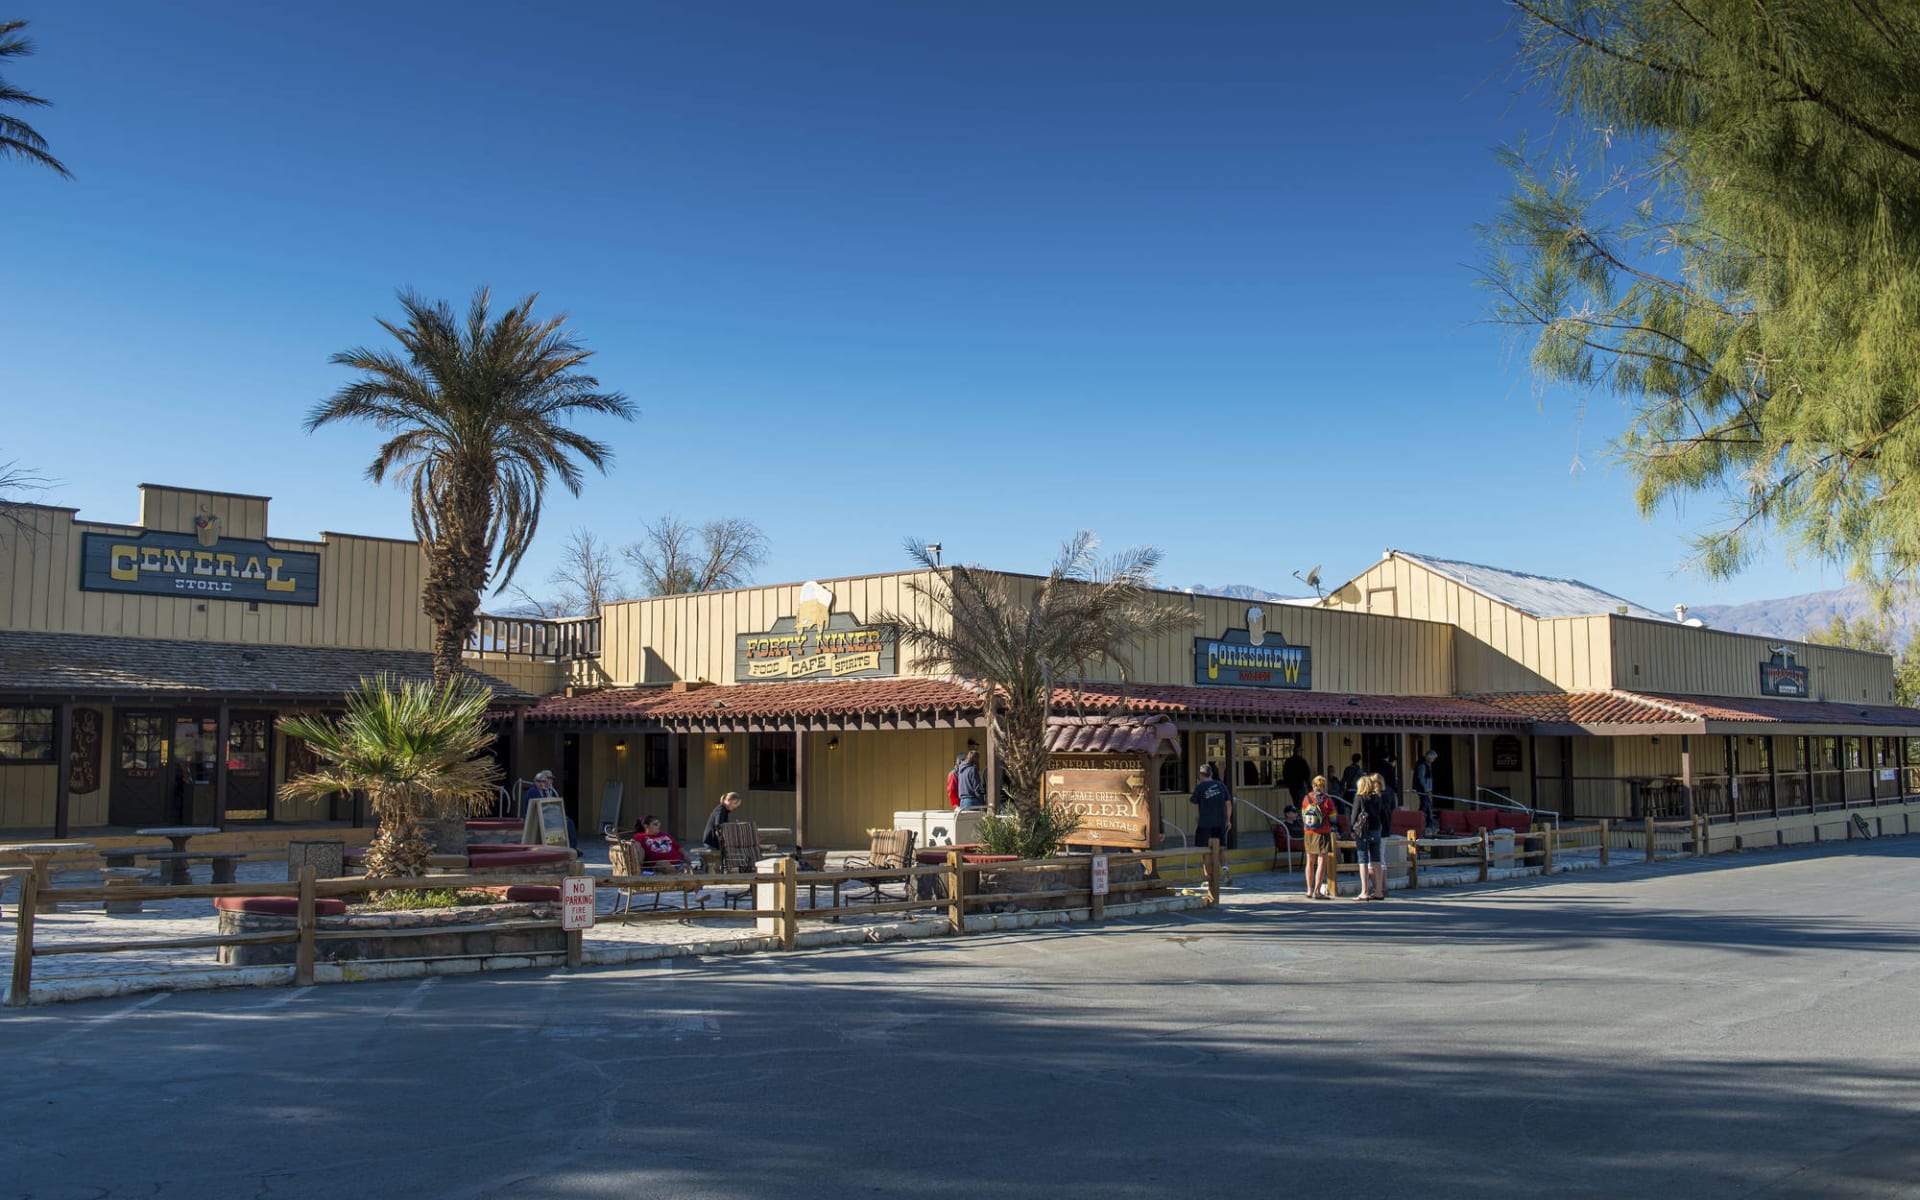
[1055,683,1528,728]
[1477,690,1920,729]
[1045,715,1182,755]
[518,678,984,726]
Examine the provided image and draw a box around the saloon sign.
[734,581,897,682]
[80,531,321,606]
[1194,605,1312,690]
[1760,645,1810,697]
[1044,754,1153,849]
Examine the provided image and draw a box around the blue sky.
[2,1,1834,611]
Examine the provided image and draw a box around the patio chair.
[841,828,916,905]
[607,840,704,917]
[716,820,762,909]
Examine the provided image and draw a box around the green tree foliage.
[1484,2,1920,587]
[279,676,502,878]
[0,19,68,177]
[875,534,1195,818]
[309,288,636,679]
[1895,641,1920,709]
[1804,613,1893,656]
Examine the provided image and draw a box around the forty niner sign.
[80,531,321,606]
[734,581,896,682]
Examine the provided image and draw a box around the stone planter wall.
[217,901,562,967]
[972,855,1157,911]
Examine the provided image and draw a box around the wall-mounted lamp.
[1650,736,1660,746]
[828,737,840,751]
[615,738,627,753]
[1342,736,1353,747]
[712,737,726,750]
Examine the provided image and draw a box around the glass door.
[173,715,219,824]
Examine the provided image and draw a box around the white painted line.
[389,977,437,1014]
[35,991,170,1052]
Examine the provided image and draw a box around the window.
[0,706,54,764]
[749,732,796,790]
[119,713,167,775]
[227,717,270,774]
[644,734,688,789]
[1159,754,1187,794]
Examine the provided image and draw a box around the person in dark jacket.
[1350,773,1391,900]
[1281,750,1312,804]
[955,749,986,809]
[1189,763,1233,884]
[701,792,743,856]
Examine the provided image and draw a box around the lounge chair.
[607,840,704,917]
[842,828,916,904]
[716,821,763,909]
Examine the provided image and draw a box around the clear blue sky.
[2,1,1834,611]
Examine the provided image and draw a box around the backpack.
[1302,799,1328,832]
[1350,794,1374,838]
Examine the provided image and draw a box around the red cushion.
[464,847,572,869]
[1438,811,1470,836]
[465,819,525,831]
[1463,811,1496,832]
[1494,812,1530,831]
[1390,811,1423,836]
[475,884,561,901]
[214,896,347,916]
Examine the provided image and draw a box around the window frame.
[748,731,797,791]
[0,705,56,765]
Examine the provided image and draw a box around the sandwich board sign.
[561,875,596,930]
[522,797,572,848]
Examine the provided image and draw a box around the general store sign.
[80,531,321,606]
[734,581,896,682]
[1194,606,1311,690]
[1760,645,1809,698]
[1044,754,1152,849]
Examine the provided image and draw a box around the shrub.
[975,803,1084,859]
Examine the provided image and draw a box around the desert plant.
[308,288,636,681]
[974,801,1084,860]
[279,675,501,878]
[876,533,1194,817]
[361,888,485,912]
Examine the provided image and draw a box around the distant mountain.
[1183,583,1298,602]
[1689,582,1920,649]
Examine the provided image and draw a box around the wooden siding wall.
[587,728,971,850]
[1325,558,1612,693]
[597,572,948,686]
[1608,618,1896,703]
[0,490,433,651]
[942,576,1456,695]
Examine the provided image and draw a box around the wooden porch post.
[53,700,72,840]
[1725,734,1736,819]
[1145,751,1163,851]
[1766,736,1780,819]
[666,730,682,838]
[1561,735,1574,819]
[1680,734,1694,820]
[1867,735,1878,806]
[1315,730,1329,786]
[1224,730,1237,850]
[1803,735,1815,812]
[1467,732,1480,807]
[509,706,527,794]
[214,702,231,826]
[793,724,809,848]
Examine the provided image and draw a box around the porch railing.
[465,614,600,661]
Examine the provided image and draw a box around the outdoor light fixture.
[828,737,840,751]
[615,738,626,752]
[712,737,725,750]
[1651,737,1661,746]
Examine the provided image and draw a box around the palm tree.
[280,675,502,878]
[309,288,636,680]
[1,19,70,177]
[878,533,1195,818]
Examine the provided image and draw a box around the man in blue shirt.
[955,749,987,809]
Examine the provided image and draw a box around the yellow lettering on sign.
[215,553,237,578]
[192,551,215,576]
[109,545,138,582]
[265,557,297,593]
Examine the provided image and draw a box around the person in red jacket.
[635,815,687,868]
[945,754,963,808]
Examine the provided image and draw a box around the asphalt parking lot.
[5,839,1917,1200]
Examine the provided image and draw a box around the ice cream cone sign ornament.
[194,504,221,548]
[1247,605,1266,647]
[794,581,833,637]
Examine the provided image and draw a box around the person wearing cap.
[1414,749,1439,834]
[1188,763,1232,884]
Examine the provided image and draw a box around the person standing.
[1414,749,1439,833]
[1189,763,1232,884]
[955,749,986,810]
[701,791,743,859]
[945,755,963,809]
[1350,774,1390,900]
[1281,747,1312,804]
[1301,775,1336,899]
[1340,753,1364,798]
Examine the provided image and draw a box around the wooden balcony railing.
[465,614,600,661]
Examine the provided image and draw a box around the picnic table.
[0,842,96,913]
[135,826,224,885]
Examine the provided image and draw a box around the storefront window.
[119,713,167,774]
[227,718,269,774]
[1159,755,1187,794]
[749,732,796,790]
[1236,734,1275,788]
[0,706,55,764]
[644,734,688,789]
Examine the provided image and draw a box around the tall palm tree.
[878,533,1195,817]
[280,675,501,878]
[310,288,636,680]
[1,19,70,177]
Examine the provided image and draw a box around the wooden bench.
[140,850,251,885]
[101,845,174,870]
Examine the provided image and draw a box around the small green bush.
[976,803,1084,859]
[361,888,482,912]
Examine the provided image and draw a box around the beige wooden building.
[5,485,1918,847]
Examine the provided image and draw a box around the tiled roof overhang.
[1477,690,1920,735]
[0,630,535,703]
[1054,683,1529,729]
[1045,715,1182,756]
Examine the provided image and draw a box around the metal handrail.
[1438,787,1561,828]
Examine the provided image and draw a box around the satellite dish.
[1292,564,1325,599]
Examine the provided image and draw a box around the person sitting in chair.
[635,815,689,870]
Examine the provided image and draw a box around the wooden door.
[225,711,274,821]
[109,711,173,827]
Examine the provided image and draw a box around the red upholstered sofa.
[214,895,348,916]
[1436,810,1533,836]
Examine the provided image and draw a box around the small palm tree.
[309,287,636,680]
[280,675,502,878]
[878,533,1195,820]
[1,20,70,177]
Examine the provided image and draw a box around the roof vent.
[1674,603,1688,623]
[1615,604,1629,616]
